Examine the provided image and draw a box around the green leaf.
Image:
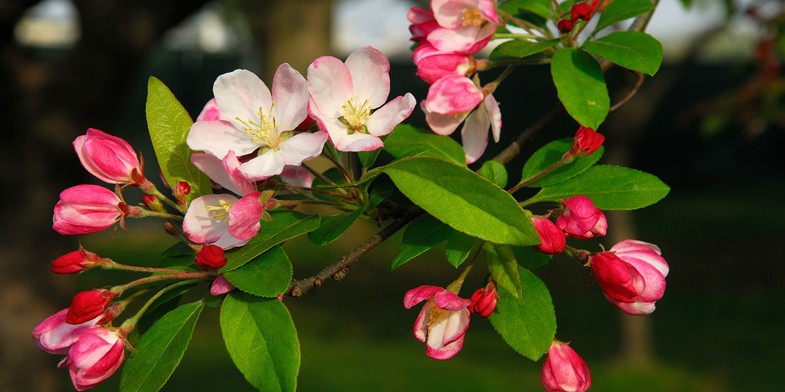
[146,77,210,203]
[489,39,559,61]
[594,0,654,33]
[526,165,670,210]
[551,48,609,129]
[484,243,522,298]
[499,0,551,19]
[358,148,382,170]
[512,246,552,269]
[134,283,198,334]
[391,214,451,269]
[221,211,320,272]
[224,247,293,297]
[221,293,300,392]
[384,124,466,165]
[583,31,663,76]
[120,301,204,392]
[479,160,509,188]
[489,267,556,360]
[369,182,393,207]
[445,230,480,268]
[521,137,603,187]
[308,208,364,245]
[382,157,539,246]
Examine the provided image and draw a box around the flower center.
[205,199,234,222]
[462,8,484,26]
[339,96,371,134]
[426,301,447,333]
[236,105,280,148]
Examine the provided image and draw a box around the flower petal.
[403,285,443,309]
[228,192,263,241]
[187,120,258,158]
[240,150,287,180]
[366,93,416,137]
[279,131,329,166]
[307,56,353,117]
[214,69,272,126]
[272,63,309,131]
[460,106,490,164]
[345,46,391,108]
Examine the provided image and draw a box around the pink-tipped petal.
[412,303,431,342]
[424,75,483,115]
[433,290,472,311]
[240,150,287,180]
[404,285,444,309]
[365,93,416,137]
[279,166,314,188]
[279,131,329,166]
[228,192,263,241]
[210,275,236,296]
[272,63,310,131]
[214,69,272,125]
[307,56,354,117]
[187,120,258,158]
[196,98,221,121]
[345,46,391,108]
[606,296,656,315]
[461,106,490,164]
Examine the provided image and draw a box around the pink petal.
[427,25,490,54]
[196,98,221,121]
[228,192,263,241]
[214,69,272,126]
[272,63,309,131]
[431,0,474,28]
[187,120,258,158]
[345,46,391,108]
[606,295,656,315]
[279,166,314,188]
[423,103,468,135]
[307,56,353,117]
[403,285,444,309]
[433,291,472,311]
[279,131,329,166]
[210,275,236,296]
[190,152,255,196]
[424,75,482,115]
[412,303,431,342]
[182,194,247,250]
[484,94,502,142]
[460,105,490,164]
[365,93,416,137]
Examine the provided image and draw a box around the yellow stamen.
[235,105,281,149]
[339,96,372,134]
[205,199,233,222]
[462,8,484,27]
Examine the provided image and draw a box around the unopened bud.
[66,289,116,324]
[141,194,164,212]
[557,19,575,33]
[469,281,498,317]
[571,2,593,21]
[51,248,109,274]
[195,244,227,270]
[174,181,191,205]
[566,126,604,159]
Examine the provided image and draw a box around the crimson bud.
[195,244,227,270]
[567,126,605,159]
[541,340,592,392]
[469,282,498,317]
[51,248,108,274]
[532,216,567,254]
[66,289,116,325]
[557,19,575,33]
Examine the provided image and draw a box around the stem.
[119,279,201,335]
[276,183,357,201]
[136,209,184,221]
[508,156,569,194]
[107,262,191,275]
[610,72,645,112]
[446,247,482,294]
[302,162,338,187]
[113,271,213,294]
[146,185,187,214]
[492,33,541,40]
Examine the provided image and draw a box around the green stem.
[136,209,184,221]
[276,183,357,201]
[145,183,187,214]
[446,246,482,294]
[119,279,201,335]
[106,261,191,275]
[113,271,213,294]
[508,156,569,194]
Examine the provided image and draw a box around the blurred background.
[1,0,783,391]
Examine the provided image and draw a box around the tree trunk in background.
[0,1,207,390]
[235,0,333,81]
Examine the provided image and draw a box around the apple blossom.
[182,194,249,250]
[187,64,328,180]
[210,275,236,296]
[195,244,227,270]
[532,216,566,255]
[589,240,669,315]
[403,285,471,360]
[307,45,416,152]
[73,128,144,185]
[556,195,607,240]
[65,327,125,391]
[541,340,592,392]
[51,248,109,274]
[566,126,604,159]
[413,42,476,84]
[33,309,102,355]
[427,0,499,54]
[53,184,138,235]
[66,289,117,325]
[407,7,438,43]
[422,75,483,135]
[469,281,497,317]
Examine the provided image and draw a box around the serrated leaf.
[489,267,556,360]
[308,208,364,246]
[120,301,204,392]
[221,211,320,272]
[445,230,480,268]
[583,31,663,76]
[221,293,299,392]
[224,247,293,297]
[521,137,603,187]
[489,39,559,61]
[384,124,466,165]
[525,165,670,210]
[479,160,509,188]
[146,77,210,203]
[594,0,654,33]
[484,243,522,298]
[134,283,198,334]
[382,157,539,246]
[391,214,451,269]
[551,48,609,129]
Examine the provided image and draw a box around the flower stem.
[119,279,201,335]
[508,156,569,194]
[113,271,213,294]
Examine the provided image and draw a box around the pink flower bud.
[66,327,125,391]
[66,289,116,325]
[73,128,143,185]
[196,98,221,121]
[174,181,191,205]
[210,275,236,296]
[141,194,164,212]
[32,309,102,355]
[407,7,438,43]
[50,248,107,274]
[404,285,471,360]
[556,196,607,240]
[532,217,567,254]
[571,2,593,21]
[413,42,476,84]
[196,244,227,271]
[541,340,592,392]
[52,184,126,235]
[590,239,669,315]
[557,19,575,33]
[469,282,497,317]
[567,126,604,158]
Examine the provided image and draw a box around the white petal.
[366,93,416,137]
[461,106,490,164]
[272,64,309,131]
[279,131,328,165]
[240,150,287,180]
[345,46,390,108]
[307,56,353,117]
[214,69,272,125]
[187,120,258,158]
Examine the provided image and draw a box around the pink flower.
[590,240,669,315]
[66,289,116,325]
[413,42,476,84]
[65,327,125,391]
[73,128,144,185]
[50,248,108,274]
[190,151,257,196]
[307,46,416,152]
[182,194,249,250]
[541,340,592,392]
[555,195,607,240]
[427,0,498,54]
[460,93,501,164]
[566,126,604,159]
[210,275,236,296]
[187,65,328,180]
[196,98,221,121]
[468,281,497,317]
[403,285,471,360]
[407,7,438,43]
[228,191,264,241]
[195,244,227,270]
[32,309,102,355]
[52,184,135,235]
[532,216,566,254]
